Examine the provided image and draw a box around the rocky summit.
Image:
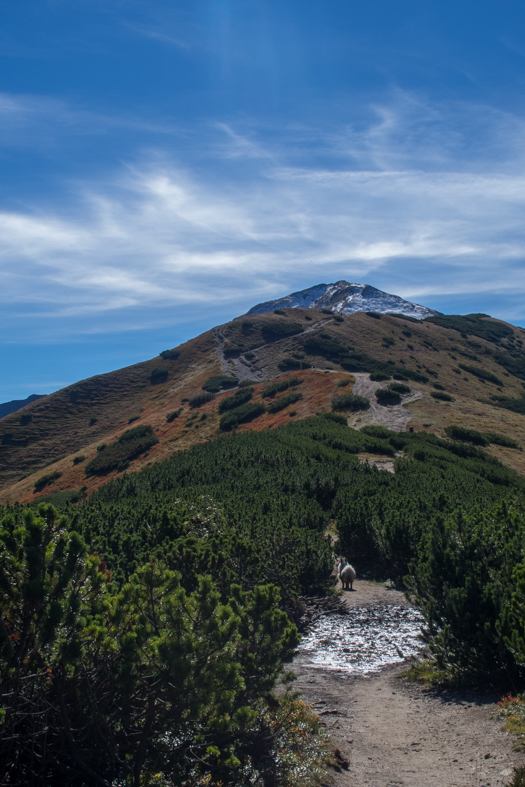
[247,281,441,320]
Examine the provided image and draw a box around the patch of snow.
[298,604,424,674]
[247,281,440,320]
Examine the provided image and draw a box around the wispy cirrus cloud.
[1,90,525,336]
[0,92,176,149]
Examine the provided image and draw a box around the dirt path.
[293,581,525,787]
[347,373,423,432]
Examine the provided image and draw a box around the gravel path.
[293,582,525,787]
[347,373,422,432]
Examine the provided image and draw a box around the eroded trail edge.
[293,581,525,787]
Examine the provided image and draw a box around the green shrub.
[30,490,83,506]
[189,392,215,408]
[218,388,254,413]
[333,314,344,322]
[323,412,347,425]
[262,378,303,398]
[375,388,401,405]
[458,364,503,386]
[219,402,266,431]
[444,425,488,446]
[244,351,255,360]
[19,413,32,426]
[370,372,390,382]
[365,311,381,319]
[331,394,370,411]
[426,313,513,344]
[159,349,180,361]
[166,409,182,423]
[321,308,333,315]
[482,393,525,414]
[278,357,301,371]
[392,373,409,381]
[388,313,418,323]
[483,432,520,449]
[267,392,303,414]
[34,471,62,492]
[273,308,286,315]
[261,322,303,343]
[72,455,85,465]
[128,415,140,424]
[408,500,525,681]
[433,383,445,390]
[400,369,429,383]
[360,425,391,439]
[85,425,158,475]
[202,376,238,393]
[223,344,243,358]
[304,334,348,360]
[150,367,168,385]
[431,391,455,402]
[389,382,411,395]
[0,511,323,787]
[238,379,259,387]
[337,379,351,387]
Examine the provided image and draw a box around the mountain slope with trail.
[3,288,525,501]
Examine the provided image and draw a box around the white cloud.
[2,91,525,329]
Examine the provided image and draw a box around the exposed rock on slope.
[247,281,441,319]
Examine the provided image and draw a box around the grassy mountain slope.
[2,307,525,503]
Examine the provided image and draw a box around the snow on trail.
[298,604,424,674]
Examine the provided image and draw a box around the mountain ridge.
[2,287,525,504]
[247,281,441,320]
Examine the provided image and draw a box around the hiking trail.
[294,581,525,787]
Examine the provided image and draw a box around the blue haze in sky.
[1,0,525,399]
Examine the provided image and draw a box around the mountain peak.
[247,281,441,320]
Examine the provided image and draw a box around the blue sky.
[2,0,525,400]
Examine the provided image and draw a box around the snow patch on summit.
[247,282,440,320]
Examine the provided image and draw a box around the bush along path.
[293,581,525,787]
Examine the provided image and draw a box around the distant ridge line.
[0,394,46,420]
